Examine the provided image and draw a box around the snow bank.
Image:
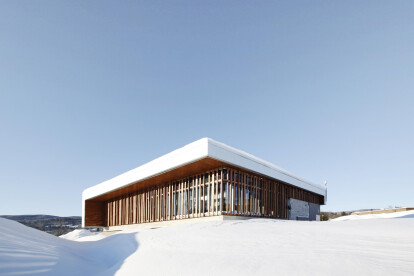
[0,218,137,275]
[331,210,414,221]
[60,229,101,241]
[1,215,414,275]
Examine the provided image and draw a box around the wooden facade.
[85,166,324,227]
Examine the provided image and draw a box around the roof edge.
[83,138,326,201]
[83,138,209,200]
[206,138,325,196]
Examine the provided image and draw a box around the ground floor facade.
[101,166,323,227]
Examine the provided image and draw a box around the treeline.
[320,211,352,221]
[0,215,81,236]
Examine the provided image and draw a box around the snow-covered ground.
[331,210,414,221]
[1,211,413,276]
[60,229,101,241]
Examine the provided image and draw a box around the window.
[222,181,227,212]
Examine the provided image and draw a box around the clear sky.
[1,1,413,216]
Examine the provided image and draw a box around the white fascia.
[207,139,326,196]
[82,138,326,226]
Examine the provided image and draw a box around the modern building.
[82,138,327,228]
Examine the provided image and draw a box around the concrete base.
[104,215,253,232]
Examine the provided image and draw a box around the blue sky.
[1,1,413,216]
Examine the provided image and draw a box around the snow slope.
[1,213,414,276]
[331,210,414,221]
[0,218,137,275]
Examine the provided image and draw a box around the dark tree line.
[1,215,81,236]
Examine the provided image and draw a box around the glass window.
[235,185,238,213]
[222,181,227,212]
[189,190,193,215]
[217,181,221,212]
[204,185,209,213]
[173,192,178,216]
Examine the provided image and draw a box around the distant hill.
[0,215,81,236]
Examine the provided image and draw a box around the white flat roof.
[83,138,326,202]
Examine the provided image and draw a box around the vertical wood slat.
[100,165,323,227]
[211,172,215,216]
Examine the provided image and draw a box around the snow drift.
[331,210,414,221]
[1,211,413,275]
[0,218,137,275]
[60,229,101,241]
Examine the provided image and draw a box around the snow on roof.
[83,138,326,202]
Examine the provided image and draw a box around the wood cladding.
[84,164,324,227]
[90,158,225,202]
[84,201,105,226]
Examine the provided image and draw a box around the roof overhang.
[83,138,326,202]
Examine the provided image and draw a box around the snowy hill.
[1,212,414,275]
[0,218,136,275]
[331,210,414,221]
